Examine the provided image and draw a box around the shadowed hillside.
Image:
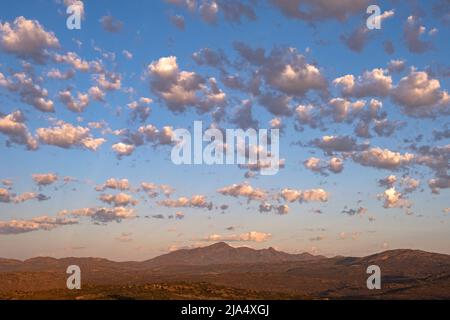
[1,243,449,300]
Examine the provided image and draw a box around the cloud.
[217,183,267,201]
[329,157,344,173]
[341,10,394,52]
[403,16,432,53]
[303,157,344,174]
[100,15,124,33]
[262,47,327,97]
[199,1,219,24]
[12,192,50,203]
[280,188,329,203]
[192,47,228,67]
[88,86,106,102]
[414,144,449,178]
[400,176,420,193]
[111,123,177,157]
[0,72,54,112]
[387,59,406,73]
[0,110,38,150]
[276,204,289,215]
[112,142,135,158]
[379,187,411,208]
[1,179,13,187]
[58,90,89,113]
[333,68,392,98]
[0,16,59,63]
[36,121,106,151]
[341,206,367,216]
[53,51,91,72]
[378,175,397,188]
[141,182,174,198]
[231,43,327,104]
[312,135,368,154]
[295,104,320,128]
[158,195,213,210]
[96,178,130,191]
[202,231,272,242]
[128,97,152,123]
[95,72,122,91]
[257,202,289,214]
[0,188,11,203]
[122,50,133,59]
[0,189,50,204]
[166,0,256,24]
[99,193,138,207]
[258,93,293,116]
[32,173,58,186]
[341,26,371,53]
[428,176,450,194]
[391,70,449,116]
[239,159,286,174]
[230,100,258,129]
[64,0,85,18]
[148,56,226,113]
[170,14,185,30]
[0,216,77,235]
[352,147,414,170]
[47,68,75,80]
[271,0,369,22]
[59,206,136,223]
[327,98,367,123]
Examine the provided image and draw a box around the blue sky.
[0,0,449,260]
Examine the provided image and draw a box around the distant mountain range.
[144,242,324,266]
[1,243,449,299]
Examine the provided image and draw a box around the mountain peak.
[145,242,323,266]
[206,242,232,249]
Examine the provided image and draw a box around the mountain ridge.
[1,242,449,267]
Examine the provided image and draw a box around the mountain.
[144,242,323,266]
[0,244,449,299]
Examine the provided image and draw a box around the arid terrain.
[1,242,449,300]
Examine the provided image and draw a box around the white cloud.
[391,70,449,116]
[96,178,130,191]
[158,195,213,210]
[202,231,272,242]
[0,110,38,150]
[217,183,267,201]
[32,173,58,186]
[333,68,392,98]
[0,216,77,234]
[112,142,135,157]
[353,147,414,169]
[37,121,105,151]
[59,206,136,223]
[99,193,138,207]
[0,16,59,63]
[58,90,89,113]
[280,188,329,203]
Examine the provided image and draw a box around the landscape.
[1,242,449,300]
[0,0,449,302]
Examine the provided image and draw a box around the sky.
[0,0,449,261]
